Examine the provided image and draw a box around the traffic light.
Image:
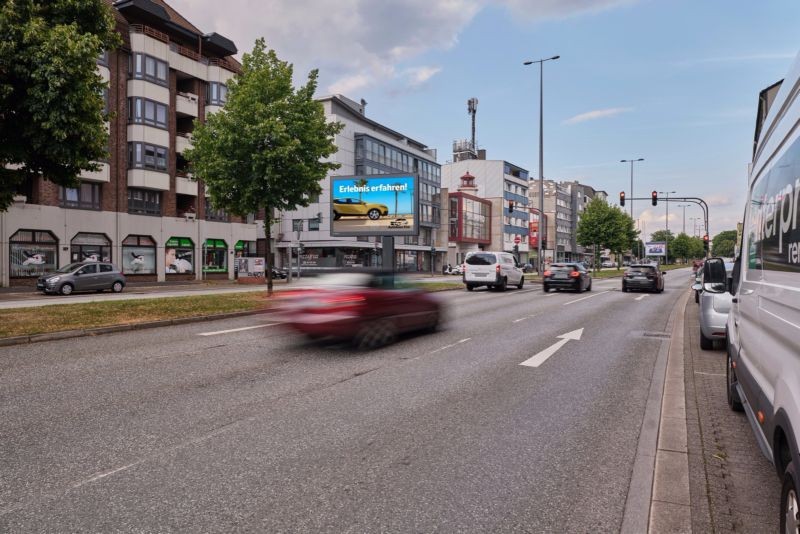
[619,191,626,207]
[703,234,709,251]
[508,201,514,213]
[651,190,658,206]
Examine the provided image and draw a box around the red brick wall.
[107,45,129,213]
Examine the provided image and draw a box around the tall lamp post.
[524,54,560,275]
[620,158,644,221]
[689,216,699,237]
[676,204,690,234]
[659,190,676,263]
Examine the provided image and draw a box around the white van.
[462,251,524,292]
[723,54,800,532]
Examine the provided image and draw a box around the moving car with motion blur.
[462,251,524,292]
[273,271,443,349]
[542,263,592,293]
[693,260,734,350]
[621,264,665,293]
[36,262,126,295]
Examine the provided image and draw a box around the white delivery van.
[462,251,524,292]
[723,53,800,532]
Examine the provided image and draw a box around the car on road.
[36,262,126,295]
[694,260,734,350]
[601,260,617,268]
[692,271,703,303]
[271,268,288,279]
[621,264,665,293]
[542,263,592,292]
[332,198,389,220]
[273,271,443,349]
[462,251,524,292]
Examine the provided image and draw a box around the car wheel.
[543,284,550,293]
[59,283,74,296]
[367,208,381,220]
[354,319,396,350]
[700,330,714,351]
[497,277,507,292]
[333,212,341,220]
[586,280,592,292]
[695,290,699,304]
[726,351,744,412]
[112,281,124,293]
[466,284,474,292]
[622,284,628,293]
[517,276,524,289]
[780,462,799,534]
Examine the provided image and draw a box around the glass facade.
[71,233,111,263]
[122,235,157,274]
[9,230,58,278]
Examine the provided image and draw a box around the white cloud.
[164,0,638,96]
[564,107,633,125]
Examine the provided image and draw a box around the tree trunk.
[264,206,273,297]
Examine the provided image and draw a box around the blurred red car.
[273,271,443,349]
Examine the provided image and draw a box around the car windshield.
[54,263,85,273]
[550,264,575,271]
[466,253,497,265]
[627,266,655,273]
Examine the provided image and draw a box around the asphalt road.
[0,270,691,532]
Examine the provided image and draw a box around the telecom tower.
[452,97,480,162]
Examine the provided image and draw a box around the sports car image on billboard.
[332,198,389,220]
[331,174,418,237]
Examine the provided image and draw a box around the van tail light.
[496,264,501,274]
[543,270,551,277]
[570,271,580,278]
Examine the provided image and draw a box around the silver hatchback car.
[693,260,734,350]
[37,262,126,296]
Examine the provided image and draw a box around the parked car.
[36,262,126,295]
[621,264,665,293]
[449,264,463,275]
[601,260,617,268]
[543,263,592,293]
[332,198,389,220]
[692,271,703,303]
[693,260,734,350]
[462,251,524,291]
[724,59,800,531]
[271,268,288,279]
[273,271,443,349]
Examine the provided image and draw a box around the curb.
[0,309,269,348]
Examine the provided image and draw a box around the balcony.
[176,92,198,117]
[175,132,193,154]
[176,174,197,196]
[80,162,110,183]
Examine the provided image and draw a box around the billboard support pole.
[382,235,394,275]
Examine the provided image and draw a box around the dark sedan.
[622,264,665,293]
[543,263,592,293]
[273,271,443,349]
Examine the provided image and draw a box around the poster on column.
[330,174,419,237]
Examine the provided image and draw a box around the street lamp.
[524,54,560,275]
[689,216,699,237]
[659,191,676,263]
[620,158,644,221]
[676,204,690,235]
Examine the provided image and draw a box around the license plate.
[474,273,487,277]
[555,273,567,279]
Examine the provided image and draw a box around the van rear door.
[465,253,498,282]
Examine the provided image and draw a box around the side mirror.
[703,257,727,293]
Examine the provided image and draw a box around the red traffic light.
[703,234,709,242]
[619,191,626,207]
[651,191,658,206]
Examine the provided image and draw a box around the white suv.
[462,251,524,292]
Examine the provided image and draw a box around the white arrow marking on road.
[635,294,650,301]
[198,323,278,336]
[520,328,584,368]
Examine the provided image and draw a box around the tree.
[607,207,637,270]
[649,229,675,263]
[712,230,737,258]
[671,233,692,263]
[185,38,342,295]
[0,0,120,211]
[687,236,705,259]
[577,198,638,271]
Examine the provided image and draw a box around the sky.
[167,0,800,241]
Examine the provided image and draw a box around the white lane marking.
[198,323,279,336]
[635,294,650,301]
[429,338,471,354]
[563,290,611,306]
[520,328,584,368]
[513,313,540,323]
[694,371,725,377]
[73,461,142,488]
[545,292,558,297]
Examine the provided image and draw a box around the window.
[122,235,156,274]
[292,219,304,232]
[129,53,168,86]
[207,82,228,105]
[203,239,228,273]
[70,233,111,263]
[9,230,58,278]
[99,264,113,273]
[234,240,257,257]
[128,142,168,172]
[165,237,194,274]
[128,97,168,129]
[204,198,228,221]
[308,216,320,231]
[127,188,161,215]
[59,182,101,210]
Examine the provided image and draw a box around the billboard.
[645,241,666,256]
[330,174,419,237]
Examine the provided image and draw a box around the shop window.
[234,240,257,258]
[165,237,194,274]
[71,232,111,263]
[203,239,228,273]
[9,230,58,278]
[122,235,156,274]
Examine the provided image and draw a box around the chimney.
[359,98,367,115]
[477,149,487,160]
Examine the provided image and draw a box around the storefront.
[203,239,228,278]
[9,229,58,284]
[71,232,111,263]
[288,246,378,270]
[165,237,194,278]
[122,235,157,277]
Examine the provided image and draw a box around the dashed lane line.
[197,323,279,336]
[562,290,611,306]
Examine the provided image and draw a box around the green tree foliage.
[687,235,705,259]
[577,198,638,270]
[0,0,120,211]
[649,229,675,263]
[712,230,737,258]
[185,38,342,295]
[671,232,692,262]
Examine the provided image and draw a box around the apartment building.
[441,159,530,264]
[274,95,443,273]
[0,0,259,287]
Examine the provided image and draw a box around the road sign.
[514,235,521,245]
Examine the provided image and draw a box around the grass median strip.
[0,292,269,338]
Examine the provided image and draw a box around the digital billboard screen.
[330,174,419,237]
[645,241,666,256]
